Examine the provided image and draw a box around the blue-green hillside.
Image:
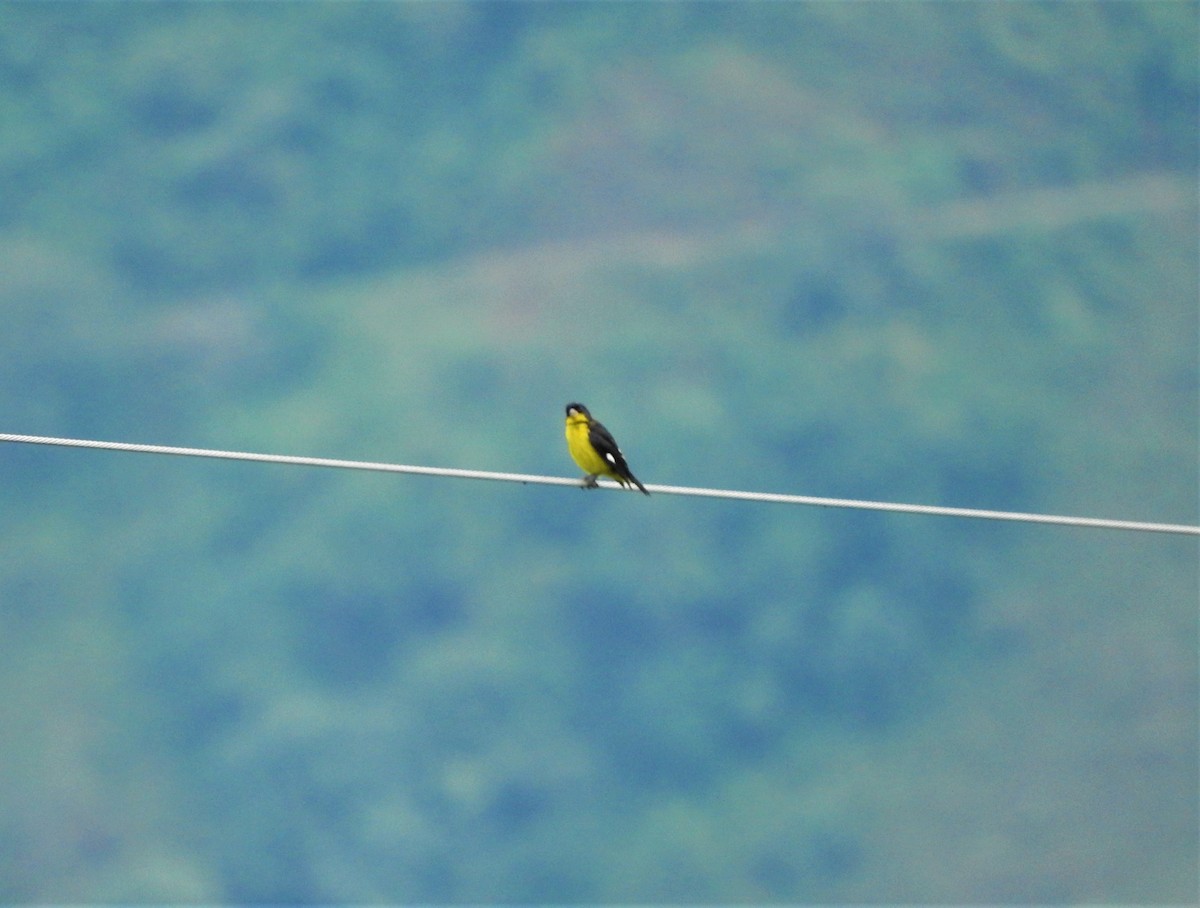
[1,2,1196,902]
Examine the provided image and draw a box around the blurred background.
[0,1,1196,902]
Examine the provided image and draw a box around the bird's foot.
[582,475,599,489]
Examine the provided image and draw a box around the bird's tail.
[628,472,650,496]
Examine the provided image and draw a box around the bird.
[564,402,649,495]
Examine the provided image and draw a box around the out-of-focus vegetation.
[0,1,1196,902]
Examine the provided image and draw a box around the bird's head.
[565,402,591,420]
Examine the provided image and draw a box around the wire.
[2,432,1197,536]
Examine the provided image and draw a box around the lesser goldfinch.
[564,402,649,495]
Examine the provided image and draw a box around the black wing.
[587,420,626,467]
[589,420,649,495]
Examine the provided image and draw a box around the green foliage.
[1,1,1196,902]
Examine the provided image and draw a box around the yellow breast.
[565,416,609,476]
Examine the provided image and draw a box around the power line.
[2,432,1196,537]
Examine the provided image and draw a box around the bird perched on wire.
[564,402,649,495]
